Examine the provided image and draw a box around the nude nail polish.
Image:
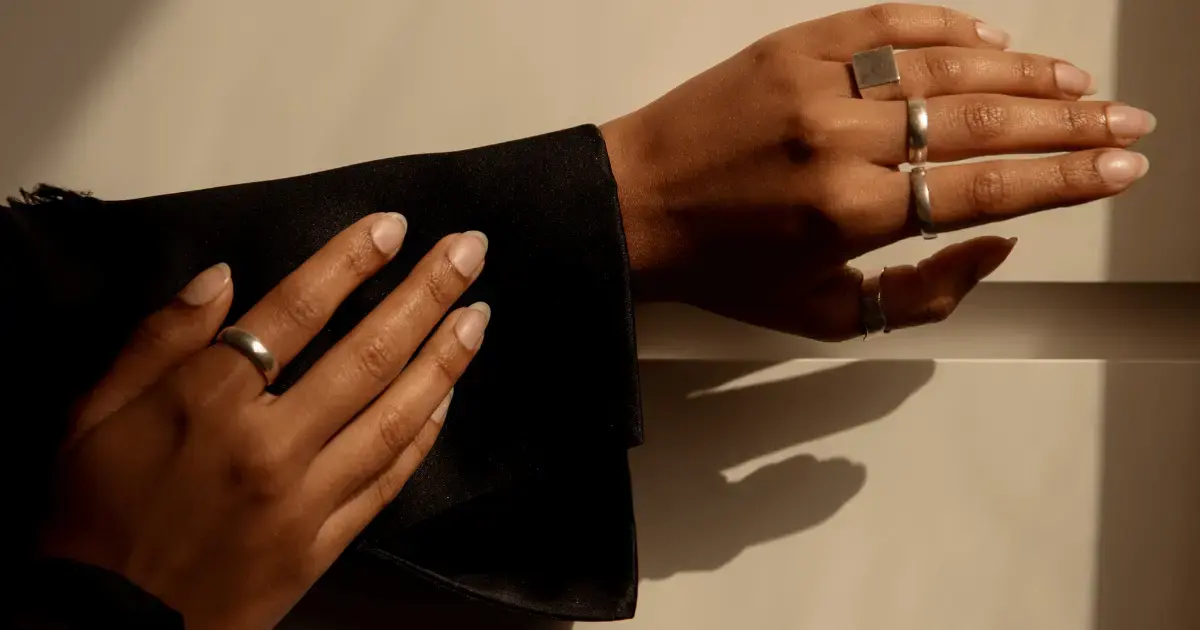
[975,22,1011,47]
[1107,106,1158,139]
[1054,63,1096,96]
[371,213,407,256]
[1097,150,1150,184]
[448,231,488,276]
[178,263,231,306]
[454,302,491,350]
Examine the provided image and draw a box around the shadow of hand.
[633,359,935,580]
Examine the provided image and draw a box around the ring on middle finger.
[852,45,901,97]
[906,98,929,165]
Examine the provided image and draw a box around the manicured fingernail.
[454,302,491,350]
[371,213,407,256]
[1097,150,1150,184]
[448,231,488,276]
[178,263,231,306]
[1054,63,1095,96]
[975,22,1011,47]
[431,388,454,426]
[1107,106,1157,139]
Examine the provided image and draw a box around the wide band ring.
[216,327,278,385]
[860,270,889,341]
[909,166,938,240]
[851,45,901,95]
[907,99,929,165]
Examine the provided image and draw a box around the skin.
[36,4,1157,628]
[41,215,491,629]
[601,3,1155,340]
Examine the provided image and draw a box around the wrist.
[599,115,677,302]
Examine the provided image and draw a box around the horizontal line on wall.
[636,283,1200,361]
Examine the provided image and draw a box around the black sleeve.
[14,559,183,629]
[2,125,643,621]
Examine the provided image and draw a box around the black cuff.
[16,558,183,630]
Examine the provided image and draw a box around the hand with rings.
[601,2,1155,341]
[39,214,490,629]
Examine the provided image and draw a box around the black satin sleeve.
[13,558,183,629]
[1,125,643,621]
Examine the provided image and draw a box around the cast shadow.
[632,359,935,580]
[0,0,156,192]
[1097,0,1200,627]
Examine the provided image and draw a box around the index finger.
[790,3,1008,62]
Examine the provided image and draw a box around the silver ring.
[851,45,901,95]
[910,166,937,240]
[216,327,278,385]
[907,99,929,165]
[860,270,889,341]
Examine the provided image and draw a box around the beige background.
[2,1,1198,629]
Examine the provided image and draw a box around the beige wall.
[3,1,1197,629]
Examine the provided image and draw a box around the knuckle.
[1061,154,1105,188]
[356,336,397,383]
[969,168,1018,211]
[420,266,460,308]
[431,346,462,384]
[1013,53,1042,83]
[1058,103,1101,135]
[376,407,419,458]
[863,3,905,33]
[133,314,184,354]
[919,50,965,88]
[747,36,800,99]
[341,231,382,278]
[277,280,326,331]
[958,99,1009,140]
[790,103,838,149]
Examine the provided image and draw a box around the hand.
[40,214,492,629]
[601,3,1155,340]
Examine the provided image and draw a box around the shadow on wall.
[632,359,934,580]
[0,0,155,193]
[1098,0,1200,628]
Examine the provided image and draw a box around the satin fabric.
[1,125,642,621]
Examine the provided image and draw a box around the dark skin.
[602,3,1153,340]
[35,4,1154,629]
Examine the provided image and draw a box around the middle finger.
[851,95,1156,165]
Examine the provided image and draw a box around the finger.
[793,3,1008,62]
[844,48,1095,100]
[798,237,1015,341]
[311,303,489,550]
[855,97,1156,165]
[70,263,232,443]
[187,213,408,401]
[279,232,486,452]
[872,149,1151,237]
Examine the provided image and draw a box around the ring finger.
[851,96,1156,165]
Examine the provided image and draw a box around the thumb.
[801,236,1017,341]
[69,263,234,444]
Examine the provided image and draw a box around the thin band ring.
[910,167,937,240]
[216,327,278,385]
[860,270,889,341]
[907,99,929,165]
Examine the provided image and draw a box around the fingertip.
[177,262,232,306]
[974,21,1011,48]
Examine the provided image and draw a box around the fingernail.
[448,231,488,276]
[1097,150,1150,184]
[1054,63,1095,96]
[454,302,491,350]
[975,22,1011,47]
[431,388,454,426]
[178,262,231,306]
[371,213,407,256]
[1107,106,1158,139]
